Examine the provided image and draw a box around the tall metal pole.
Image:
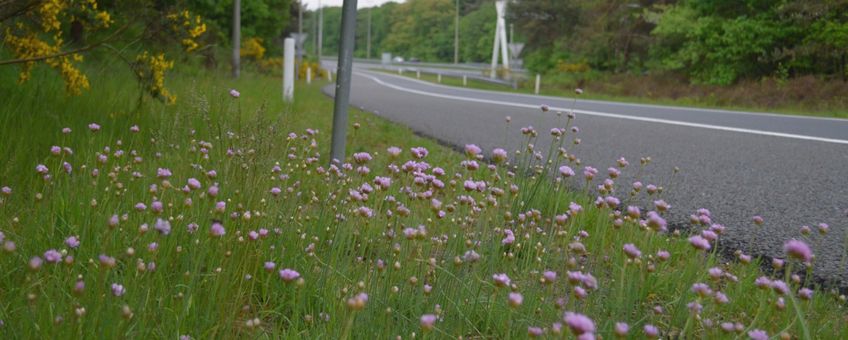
[231,0,241,79]
[367,8,372,60]
[330,0,358,164]
[318,0,323,58]
[454,0,459,64]
[297,1,303,79]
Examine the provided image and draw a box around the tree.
[382,0,455,61]
[1,0,208,102]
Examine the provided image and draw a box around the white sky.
[302,0,405,10]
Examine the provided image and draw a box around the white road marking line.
[361,67,848,122]
[355,71,848,145]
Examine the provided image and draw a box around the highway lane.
[324,67,848,287]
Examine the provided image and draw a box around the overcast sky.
[302,0,405,10]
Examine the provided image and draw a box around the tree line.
[309,0,848,85]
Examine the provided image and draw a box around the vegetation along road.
[324,64,848,288]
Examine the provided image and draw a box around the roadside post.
[463,75,467,86]
[535,74,541,95]
[437,73,442,83]
[306,67,312,84]
[283,37,295,101]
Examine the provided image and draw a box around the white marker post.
[327,69,332,82]
[283,37,295,101]
[306,67,312,84]
[463,75,467,87]
[416,70,421,79]
[535,74,541,95]
[437,73,442,83]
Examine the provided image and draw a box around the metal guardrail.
[321,57,526,88]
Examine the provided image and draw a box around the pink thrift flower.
[492,148,508,162]
[43,249,62,263]
[614,322,629,336]
[279,269,300,282]
[748,329,768,340]
[688,235,711,251]
[65,236,80,248]
[623,244,641,259]
[643,324,659,338]
[508,292,523,307]
[420,314,437,331]
[464,144,482,157]
[210,221,225,237]
[387,146,402,157]
[559,165,575,177]
[492,273,511,287]
[563,312,595,335]
[111,283,126,296]
[783,239,812,263]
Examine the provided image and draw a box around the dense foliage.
[312,0,848,85]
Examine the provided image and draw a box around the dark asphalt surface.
[323,66,848,287]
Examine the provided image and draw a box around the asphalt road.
[323,66,848,287]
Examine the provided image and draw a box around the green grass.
[0,62,845,339]
[376,68,848,119]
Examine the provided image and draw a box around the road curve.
[324,67,848,287]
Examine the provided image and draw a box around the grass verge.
[0,64,845,338]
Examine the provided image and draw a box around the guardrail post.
[463,75,467,87]
[416,70,421,79]
[437,73,442,83]
[534,73,541,95]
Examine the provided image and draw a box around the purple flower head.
[614,322,629,337]
[643,324,659,338]
[43,249,62,263]
[752,215,764,225]
[111,283,126,296]
[387,146,402,157]
[492,148,508,162]
[264,261,276,272]
[88,123,101,132]
[420,314,437,330]
[156,168,172,179]
[543,270,557,283]
[492,273,511,287]
[783,239,812,263]
[623,244,641,259]
[154,218,171,235]
[508,292,523,307]
[460,143,481,158]
[410,147,429,159]
[279,268,301,282]
[798,287,814,300]
[29,256,43,270]
[229,89,240,98]
[210,221,226,237]
[656,250,670,261]
[748,329,768,340]
[646,211,667,231]
[65,236,80,248]
[559,165,575,177]
[563,312,595,335]
[187,178,202,190]
[353,152,372,164]
[688,235,711,251]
